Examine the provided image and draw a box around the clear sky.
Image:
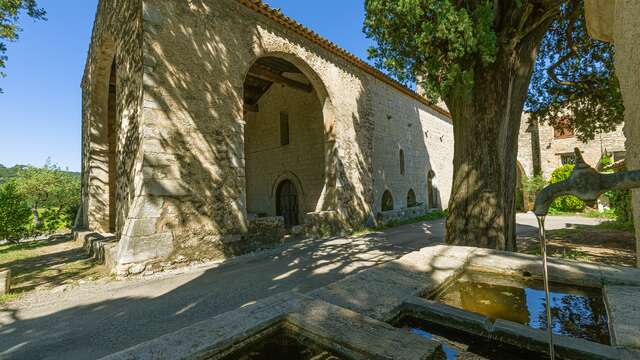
[0,0,373,172]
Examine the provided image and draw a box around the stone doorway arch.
[85,34,118,234]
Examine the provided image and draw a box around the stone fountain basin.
[100,245,640,360]
[310,245,640,359]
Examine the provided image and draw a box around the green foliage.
[522,175,547,195]
[597,153,613,171]
[526,1,624,142]
[13,160,80,234]
[0,181,32,242]
[607,188,633,226]
[0,0,46,92]
[548,164,585,213]
[363,0,496,102]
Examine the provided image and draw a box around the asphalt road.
[0,213,601,359]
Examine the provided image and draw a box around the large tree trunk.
[444,29,549,250]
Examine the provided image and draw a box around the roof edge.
[237,0,451,119]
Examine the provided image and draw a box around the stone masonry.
[585,0,640,267]
[518,114,626,179]
[79,0,454,274]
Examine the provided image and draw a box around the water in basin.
[396,316,545,360]
[221,328,343,360]
[431,272,610,345]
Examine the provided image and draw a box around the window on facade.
[399,149,405,175]
[560,153,576,165]
[613,151,626,162]
[553,118,574,139]
[280,112,290,146]
[407,189,416,208]
[427,170,437,209]
[381,190,394,212]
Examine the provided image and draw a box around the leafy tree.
[364,0,614,250]
[526,1,623,142]
[0,181,32,242]
[548,164,585,213]
[15,160,80,230]
[0,0,46,92]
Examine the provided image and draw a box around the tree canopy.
[364,0,618,250]
[526,0,624,142]
[0,0,46,92]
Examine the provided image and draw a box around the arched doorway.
[276,180,299,228]
[86,34,117,234]
[243,55,330,222]
[107,60,117,233]
[382,190,394,212]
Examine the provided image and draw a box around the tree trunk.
[32,206,41,228]
[444,31,548,251]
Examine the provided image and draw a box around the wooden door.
[276,180,299,228]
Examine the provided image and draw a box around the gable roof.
[237,0,451,119]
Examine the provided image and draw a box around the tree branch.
[546,0,580,86]
[514,0,565,44]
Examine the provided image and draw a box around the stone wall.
[371,81,454,214]
[80,0,143,237]
[585,0,640,266]
[82,0,454,273]
[244,83,325,216]
[518,119,626,178]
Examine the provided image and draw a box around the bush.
[548,164,585,213]
[0,181,33,243]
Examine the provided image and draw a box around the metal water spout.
[533,148,640,360]
[534,148,640,216]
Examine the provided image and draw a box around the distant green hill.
[0,164,80,184]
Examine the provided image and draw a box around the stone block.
[117,232,174,265]
[401,297,492,336]
[0,269,11,295]
[604,285,640,349]
[599,264,640,287]
[309,266,424,321]
[143,179,190,197]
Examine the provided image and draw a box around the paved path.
[0,213,601,359]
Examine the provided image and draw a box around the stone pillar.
[0,269,11,296]
[586,0,640,267]
[612,1,640,267]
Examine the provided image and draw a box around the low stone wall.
[303,211,348,238]
[376,205,429,225]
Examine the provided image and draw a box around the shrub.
[0,181,33,243]
[548,164,585,213]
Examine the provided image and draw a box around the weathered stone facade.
[80,0,454,274]
[585,0,640,267]
[518,115,626,178]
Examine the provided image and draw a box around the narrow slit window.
[280,112,290,146]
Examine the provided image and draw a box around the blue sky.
[0,0,373,172]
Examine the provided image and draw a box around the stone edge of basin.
[98,291,444,360]
[401,296,633,360]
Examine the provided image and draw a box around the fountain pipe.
[533,148,640,360]
[534,148,640,216]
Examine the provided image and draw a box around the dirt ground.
[517,223,637,267]
[0,234,108,297]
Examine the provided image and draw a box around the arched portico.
[85,34,118,234]
[241,53,338,224]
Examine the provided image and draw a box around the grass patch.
[524,247,589,261]
[0,292,21,305]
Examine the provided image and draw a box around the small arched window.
[427,170,437,209]
[399,149,405,175]
[407,189,416,208]
[381,190,394,212]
